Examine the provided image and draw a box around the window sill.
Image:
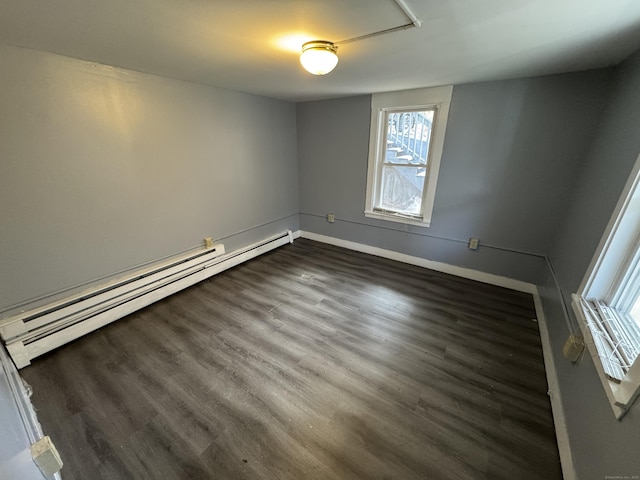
[364,210,431,228]
[571,294,640,419]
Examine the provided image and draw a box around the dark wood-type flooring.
[22,239,562,480]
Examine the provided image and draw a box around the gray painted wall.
[540,50,640,479]
[0,45,299,312]
[552,49,640,296]
[0,343,50,480]
[297,71,611,284]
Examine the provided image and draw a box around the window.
[572,152,640,419]
[365,86,453,227]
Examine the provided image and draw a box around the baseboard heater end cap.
[31,436,63,477]
[6,341,30,369]
[0,319,29,343]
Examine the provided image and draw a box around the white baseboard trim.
[299,230,537,294]
[533,292,576,480]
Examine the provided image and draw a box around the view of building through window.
[378,109,435,216]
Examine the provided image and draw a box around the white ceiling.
[2,0,640,102]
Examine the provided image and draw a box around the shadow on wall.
[433,71,608,255]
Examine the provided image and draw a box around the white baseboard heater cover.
[0,231,294,368]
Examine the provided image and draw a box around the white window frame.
[571,152,640,419]
[364,86,453,227]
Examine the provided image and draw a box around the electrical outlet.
[468,238,479,250]
[327,213,335,223]
[204,237,214,249]
[562,335,585,362]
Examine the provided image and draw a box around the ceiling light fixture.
[300,41,339,75]
[299,0,421,76]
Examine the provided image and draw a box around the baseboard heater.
[0,230,294,369]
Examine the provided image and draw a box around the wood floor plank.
[21,239,562,479]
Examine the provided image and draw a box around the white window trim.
[572,151,640,419]
[364,86,453,227]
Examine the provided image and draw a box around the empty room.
[2,1,640,479]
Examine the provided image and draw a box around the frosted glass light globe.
[300,41,338,75]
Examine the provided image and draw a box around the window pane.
[379,109,434,216]
[386,110,435,166]
[379,165,424,216]
[630,296,640,328]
